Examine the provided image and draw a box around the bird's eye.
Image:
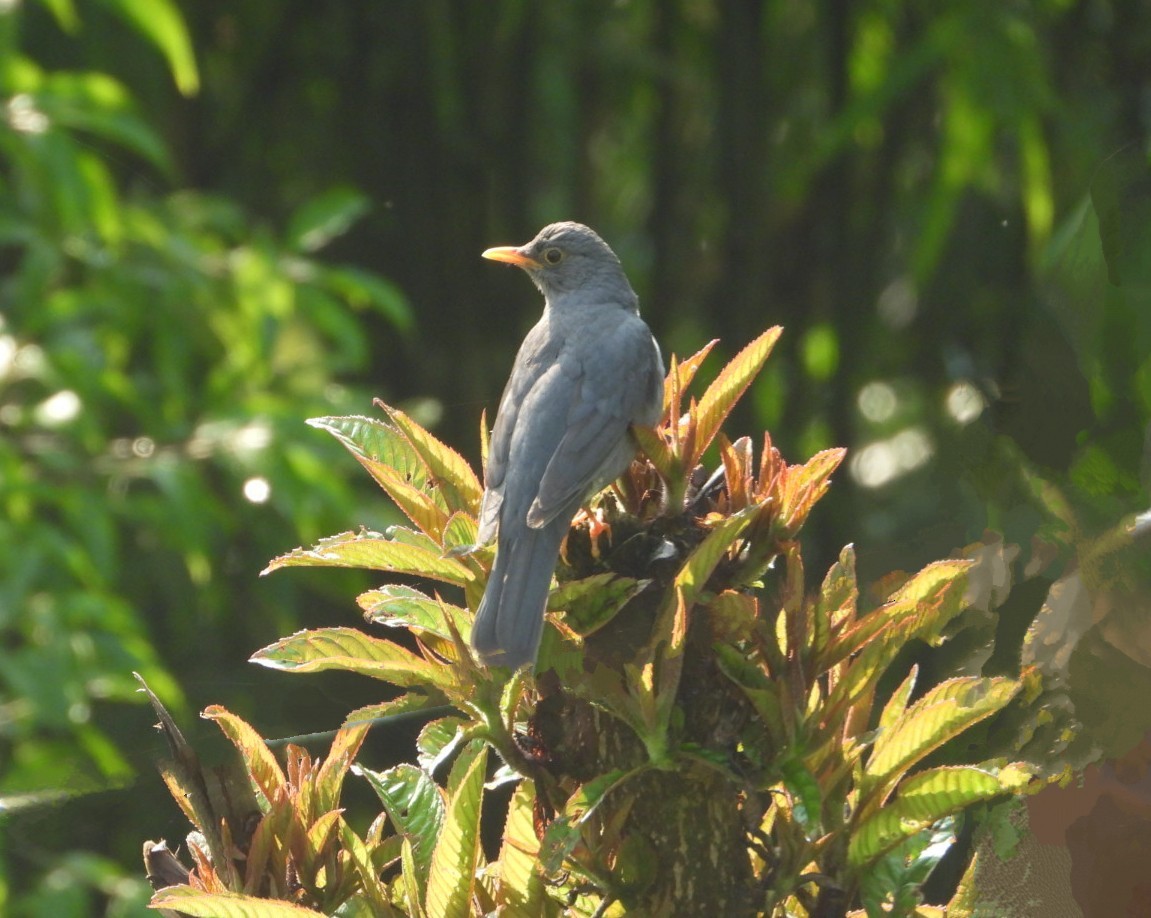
[543,247,563,265]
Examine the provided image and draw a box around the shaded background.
[2,0,1150,914]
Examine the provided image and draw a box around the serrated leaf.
[252,627,457,691]
[824,560,974,715]
[848,767,1003,867]
[262,530,474,585]
[632,423,679,483]
[538,769,634,876]
[778,447,846,534]
[864,678,1020,799]
[496,780,552,914]
[149,886,324,916]
[548,572,647,636]
[202,706,287,805]
[381,404,483,515]
[692,327,782,464]
[878,665,919,733]
[314,721,370,815]
[343,692,444,730]
[358,762,445,889]
[417,717,466,773]
[708,590,759,643]
[338,818,398,915]
[667,339,719,411]
[426,746,487,918]
[358,584,471,640]
[287,187,370,253]
[714,644,784,738]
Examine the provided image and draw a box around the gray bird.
[472,222,665,669]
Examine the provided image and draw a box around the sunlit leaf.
[778,447,847,534]
[538,769,634,876]
[202,706,287,805]
[381,404,483,516]
[314,720,370,815]
[252,627,458,691]
[358,584,470,640]
[849,766,1003,867]
[338,819,399,915]
[692,327,782,463]
[496,780,553,914]
[262,530,474,585]
[416,716,466,773]
[864,678,1020,800]
[149,886,324,916]
[878,665,919,733]
[358,762,445,889]
[425,745,487,918]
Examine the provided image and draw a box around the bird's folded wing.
[526,332,660,529]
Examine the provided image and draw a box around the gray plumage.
[471,222,664,668]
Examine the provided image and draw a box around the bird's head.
[482,222,636,304]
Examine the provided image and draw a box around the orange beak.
[482,246,541,268]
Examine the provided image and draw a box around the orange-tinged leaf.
[632,423,678,483]
[668,338,719,407]
[718,434,754,509]
[314,720,370,814]
[382,403,483,515]
[692,327,782,463]
[338,818,399,915]
[778,447,846,534]
[262,530,475,585]
[251,627,459,691]
[202,706,287,805]
[149,886,325,916]
[354,456,450,540]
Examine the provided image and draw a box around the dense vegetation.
[1,1,1149,914]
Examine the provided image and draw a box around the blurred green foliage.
[0,0,1149,913]
[0,0,413,912]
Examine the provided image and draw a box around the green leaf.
[878,665,918,733]
[321,265,414,331]
[849,766,1003,868]
[548,572,648,636]
[202,705,287,805]
[381,404,483,516]
[496,780,553,914]
[97,0,199,95]
[692,327,782,463]
[287,187,370,253]
[425,745,487,918]
[343,692,444,730]
[538,769,634,876]
[864,677,1020,800]
[262,530,475,585]
[416,716,466,773]
[358,584,471,640]
[149,887,324,916]
[665,339,719,412]
[36,72,171,172]
[314,721,371,815]
[338,819,399,916]
[358,762,445,889]
[252,627,458,691]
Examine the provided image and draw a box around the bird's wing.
[527,321,663,529]
[477,320,557,543]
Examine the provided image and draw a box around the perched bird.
[472,222,665,669]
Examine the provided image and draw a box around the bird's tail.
[470,525,566,669]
